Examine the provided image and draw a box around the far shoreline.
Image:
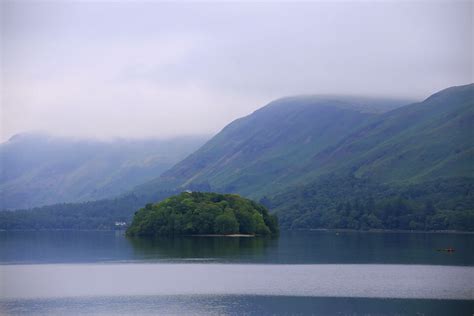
[0,228,473,235]
[305,228,474,235]
[188,234,255,237]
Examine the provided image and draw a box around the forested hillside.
[268,175,473,231]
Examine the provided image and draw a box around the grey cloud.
[1,1,472,141]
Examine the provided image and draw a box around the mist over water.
[2,263,473,300]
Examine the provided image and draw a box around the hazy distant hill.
[0,134,208,209]
[1,84,472,231]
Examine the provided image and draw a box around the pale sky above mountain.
[1,0,472,142]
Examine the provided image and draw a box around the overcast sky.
[1,1,472,142]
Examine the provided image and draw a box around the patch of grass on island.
[126,192,279,237]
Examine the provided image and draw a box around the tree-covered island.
[126,192,279,236]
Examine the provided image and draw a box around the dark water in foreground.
[3,296,473,316]
[0,230,473,315]
[1,230,473,265]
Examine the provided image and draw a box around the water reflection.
[2,295,473,316]
[0,230,134,264]
[1,230,473,265]
[127,235,278,261]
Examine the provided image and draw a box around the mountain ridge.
[138,95,412,199]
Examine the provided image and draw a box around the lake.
[0,230,473,315]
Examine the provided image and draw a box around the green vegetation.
[126,192,278,236]
[137,85,472,201]
[269,175,474,231]
[0,192,170,230]
[139,96,390,199]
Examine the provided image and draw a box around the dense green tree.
[126,192,278,236]
[272,174,473,231]
[214,210,239,234]
[234,209,257,234]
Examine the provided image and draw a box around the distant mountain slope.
[137,96,410,199]
[0,134,208,209]
[303,84,474,184]
[268,84,474,230]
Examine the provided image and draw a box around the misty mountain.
[303,84,474,183]
[269,84,474,228]
[1,84,472,231]
[132,84,473,230]
[135,96,410,199]
[0,134,208,209]
[141,85,472,197]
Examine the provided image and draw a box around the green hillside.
[134,84,473,231]
[268,84,474,230]
[136,96,408,199]
[303,84,474,184]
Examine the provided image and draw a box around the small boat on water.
[437,248,455,253]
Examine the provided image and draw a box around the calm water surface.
[1,230,472,265]
[0,230,473,315]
